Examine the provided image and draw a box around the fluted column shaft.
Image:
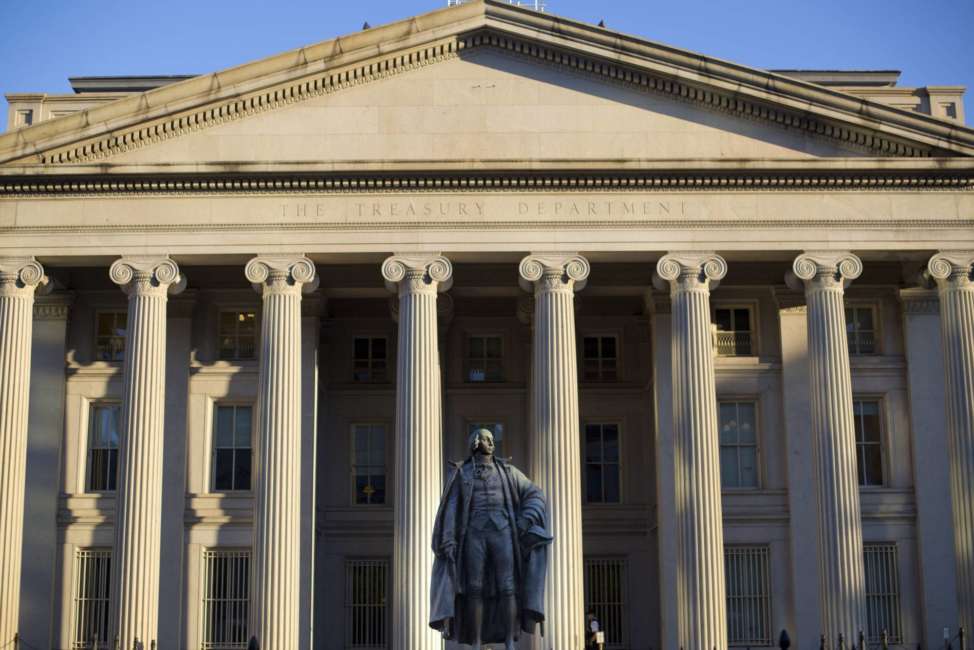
[519,254,589,650]
[928,251,974,631]
[382,255,452,650]
[246,256,317,650]
[0,258,47,646]
[791,252,867,644]
[109,257,183,649]
[655,253,728,650]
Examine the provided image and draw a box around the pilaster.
[927,251,974,632]
[519,253,589,650]
[0,257,47,647]
[789,251,867,644]
[382,254,452,650]
[245,255,317,650]
[898,287,959,644]
[109,256,184,649]
[653,252,728,650]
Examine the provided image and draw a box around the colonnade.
[0,250,972,648]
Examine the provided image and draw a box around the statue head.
[468,428,495,457]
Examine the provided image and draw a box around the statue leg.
[468,595,484,650]
[504,593,517,650]
[465,532,488,650]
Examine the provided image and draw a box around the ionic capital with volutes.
[653,252,727,294]
[518,253,590,295]
[789,251,863,292]
[0,257,48,298]
[382,254,453,296]
[927,251,974,289]
[110,256,185,297]
[245,255,318,296]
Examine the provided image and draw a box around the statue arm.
[433,467,461,558]
[511,465,547,532]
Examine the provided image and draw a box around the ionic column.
[0,258,47,647]
[245,255,318,650]
[109,257,184,649]
[382,254,452,650]
[790,252,866,644]
[654,253,728,650]
[927,251,974,632]
[519,253,589,650]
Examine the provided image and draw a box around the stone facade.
[1,2,973,649]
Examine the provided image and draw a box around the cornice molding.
[2,170,972,198]
[5,17,973,167]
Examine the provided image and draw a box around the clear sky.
[2,0,972,124]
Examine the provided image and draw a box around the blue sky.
[2,0,972,124]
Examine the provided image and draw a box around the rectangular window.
[87,405,121,492]
[218,310,257,360]
[464,335,503,382]
[854,400,884,487]
[95,311,127,361]
[864,543,902,644]
[353,424,386,505]
[714,307,753,356]
[353,337,388,383]
[724,546,772,647]
[201,549,250,650]
[719,402,759,489]
[212,405,253,492]
[467,421,505,458]
[345,559,389,649]
[583,558,627,648]
[16,109,33,127]
[72,549,111,650]
[846,306,877,355]
[585,423,620,503]
[582,335,618,381]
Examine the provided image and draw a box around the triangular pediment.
[2,0,973,167]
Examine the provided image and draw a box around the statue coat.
[429,457,552,644]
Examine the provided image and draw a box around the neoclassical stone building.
[1,2,973,649]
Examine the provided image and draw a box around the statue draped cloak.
[429,457,552,644]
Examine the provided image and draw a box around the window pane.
[214,449,235,491]
[216,407,234,447]
[372,337,386,359]
[602,337,616,358]
[859,403,881,442]
[863,446,883,486]
[586,463,603,502]
[235,449,252,491]
[714,309,732,331]
[354,337,370,359]
[468,337,484,358]
[370,474,386,504]
[602,426,619,462]
[585,426,603,462]
[857,308,874,330]
[720,447,739,488]
[93,407,120,448]
[719,403,739,444]
[354,426,369,458]
[234,407,252,448]
[583,337,599,358]
[734,308,751,331]
[739,447,758,488]
[486,336,502,358]
[737,404,756,443]
[89,449,109,491]
[603,464,620,503]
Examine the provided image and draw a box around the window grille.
[218,310,257,360]
[724,546,772,647]
[353,424,386,504]
[95,311,127,361]
[353,337,388,382]
[583,558,627,647]
[846,306,877,355]
[714,307,753,356]
[864,543,902,644]
[201,549,250,650]
[345,559,389,649]
[212,405,253,491]
[853,401,883,487]
[467,421,505,457]
[464,335,504,382]
[87,405,121,492]
[582,335,618,381]
[718,402,759,489]
[584,423,621,503]
[72,549,111,650]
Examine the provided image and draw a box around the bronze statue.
[430,429,552,649]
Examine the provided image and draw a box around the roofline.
[1,0,972,163]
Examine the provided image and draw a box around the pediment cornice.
[2,0,973,166]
